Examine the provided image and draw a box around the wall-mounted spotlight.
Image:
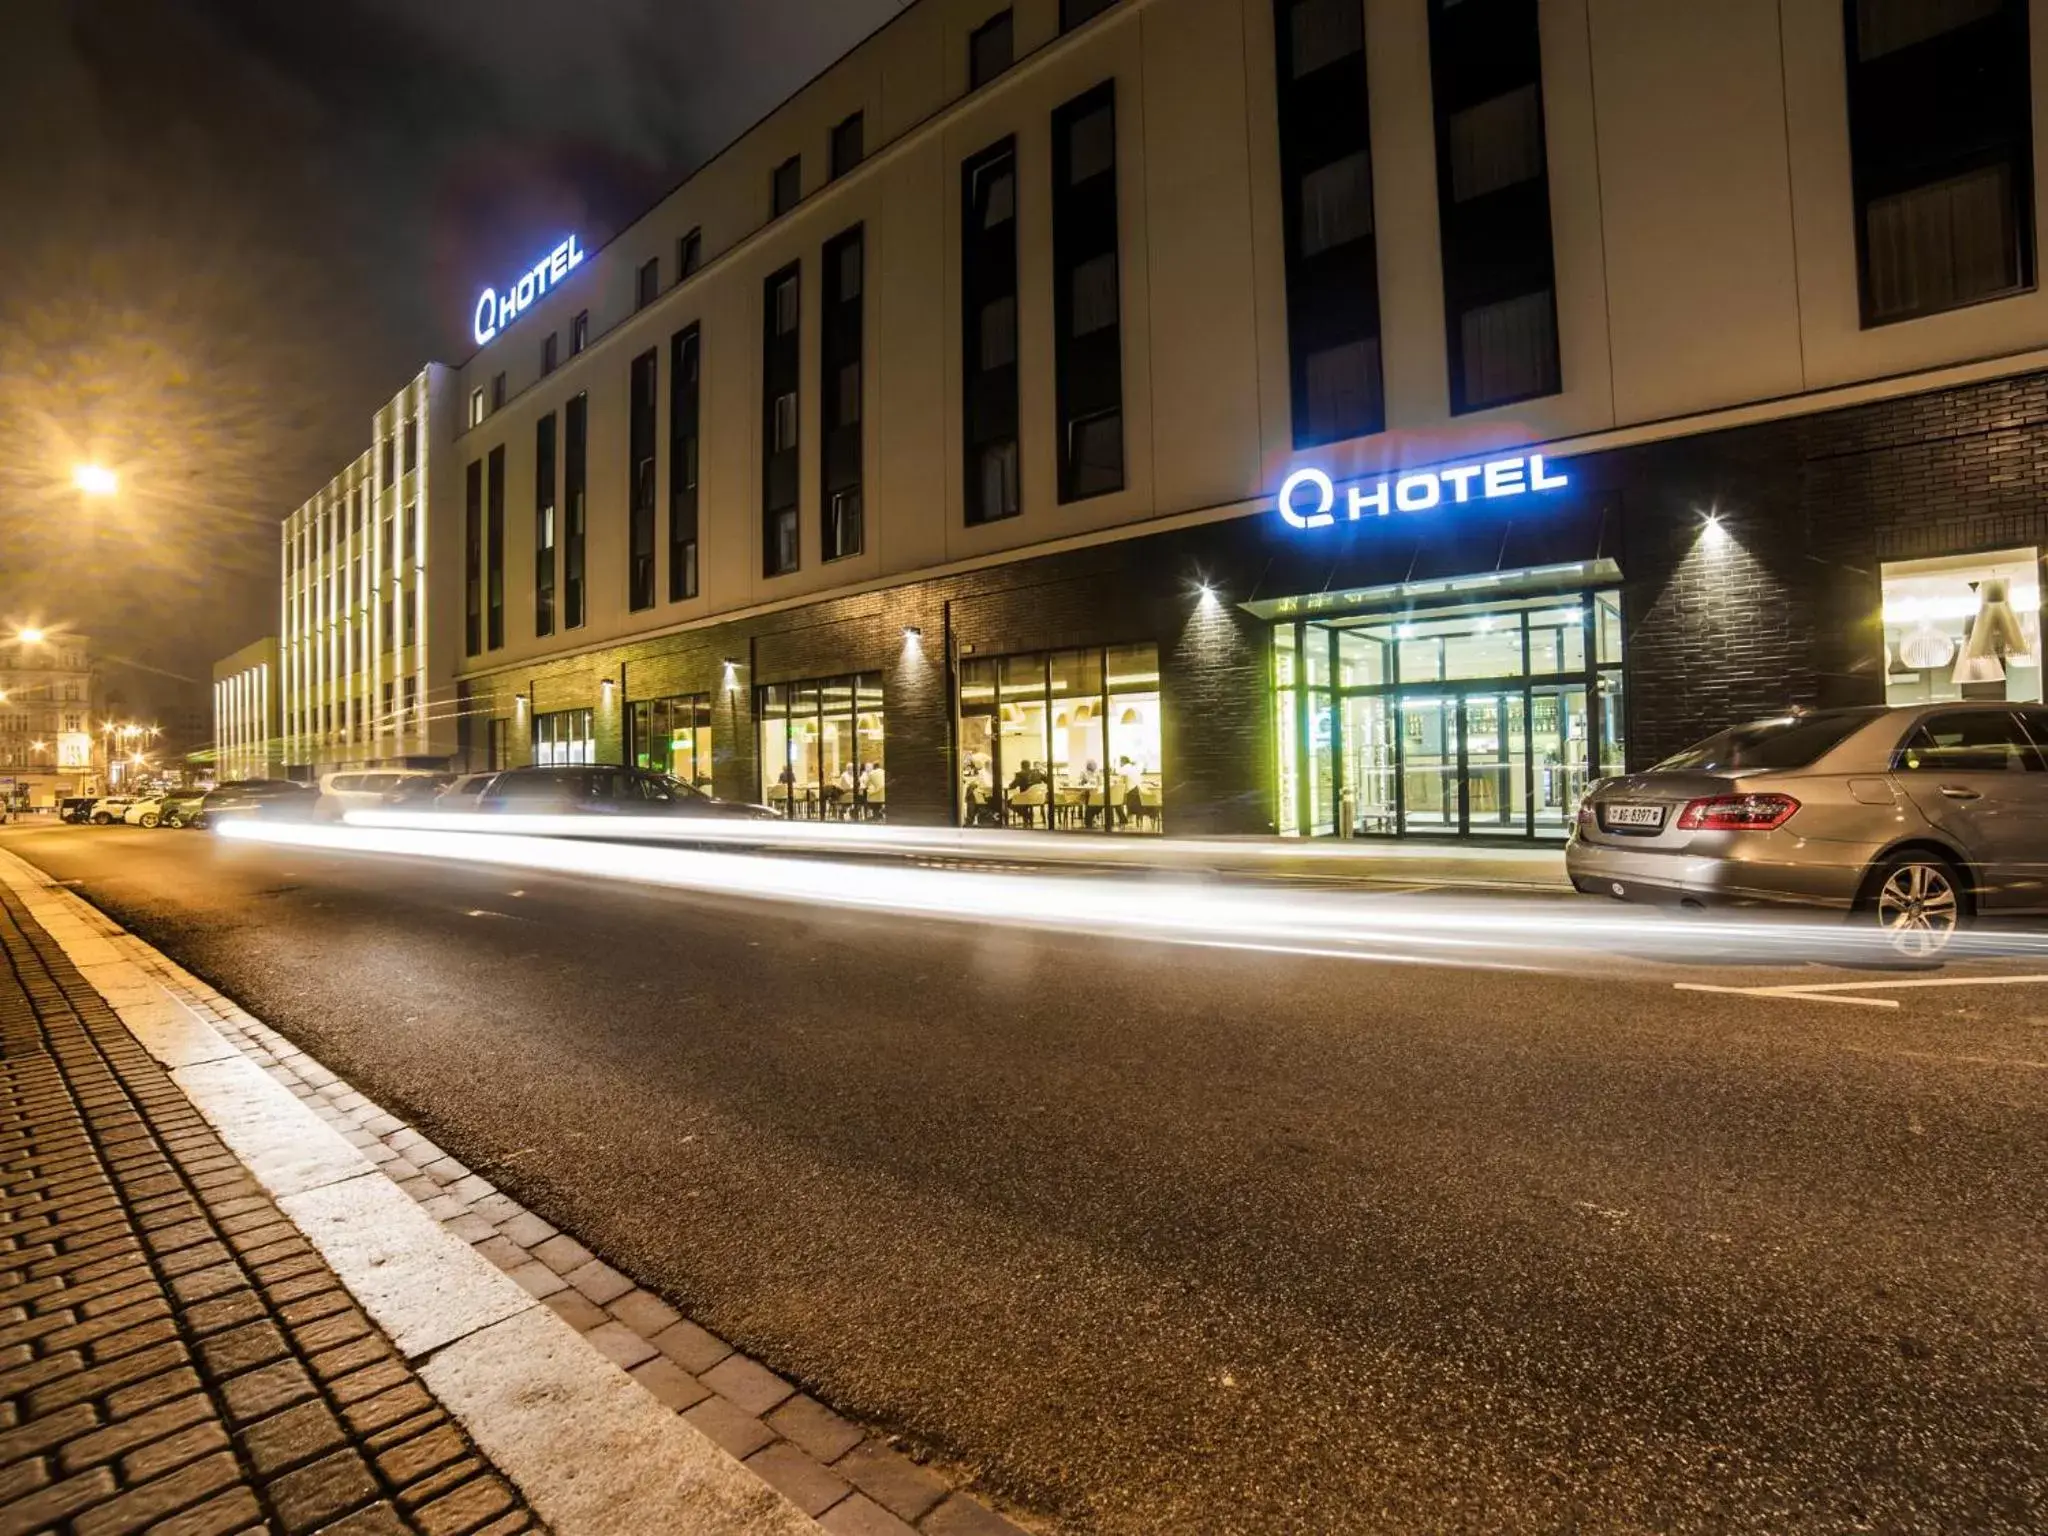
[903,625,923,643]
[1701,509,1728,549]
[721,657,741,691]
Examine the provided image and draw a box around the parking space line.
[1675,972,2048,1009]
[1674,983,1899,1008]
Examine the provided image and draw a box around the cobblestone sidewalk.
[0,885,540,1536]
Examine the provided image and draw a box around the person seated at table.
[859,762,886,817]
[1074,759,1104,827]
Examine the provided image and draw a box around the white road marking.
[1675,972,2048,1009]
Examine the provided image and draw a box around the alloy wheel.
[1876,861,1960,957]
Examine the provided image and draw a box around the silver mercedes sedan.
[1567,702,2048,953]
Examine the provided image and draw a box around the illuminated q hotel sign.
[473,235,586,346]
[1275,452,1569,530]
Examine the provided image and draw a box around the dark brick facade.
[456,370,2048,836]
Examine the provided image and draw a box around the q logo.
[1277,468,1336,530]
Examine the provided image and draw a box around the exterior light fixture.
[903,625,922,645]
[16,628,45,646]
[72,464,117,498]
[1701,511,1728,549]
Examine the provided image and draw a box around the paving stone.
[72,1449,240,1535]
[60,1394,212,1473]
[582,1321,658,1370]
[530,1234,593,1275]
[768,1394,867,1464]
[836,1442,950,1524]
[314,1501,409,1536]
[745,1440,854,1516]
[818,1493,920,1536]
[649,1317,733,1374]
[443,1212,498,1243]
[627,1356,711,1412]
[564,1258,634,1306]
[373,1421,467,1487]
[505,1262,566,1300]
[220,1358,316,1424]
[0,1464,117,1530]
[495,1211,554,1247]
[199,1320,289,1378]
[541,1290,607,1332]
[270,1447,379,1534]
[606,1288,682,1339]
[700,1351,797,1416]
[238,1399,346,1476]
[682,1394,777,1459]
[414,1473,515,1536]
[921,1493,1035,1536]
[470,1235,528,1271]
[121,1419,232,1485]
[148,1484,265,1536]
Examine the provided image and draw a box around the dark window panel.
[679,227,703,278]
[636,257,659,309]
[565,393,587,628]
[1051,83,1124,502]
[970,10,1014,88]
[773,154,802,217]
[485,446,504,650]
[534,413,556,637]
[762,262,802,575]
[963,139,1022,525]
[832,112,865,179]
[463,460,481,657]
[669,326,700,602]
[1061,0,1117,32]
[629,348,658,611]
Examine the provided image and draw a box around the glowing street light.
[16,628,44,646]
[73,464,118,497]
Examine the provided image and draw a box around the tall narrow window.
[486,445,505,651]
[670,326,701,601]
[628,348,658,611]
[381,438,396,486]
[763,265,802,575]
[464,460,482,657]
[469,387,485,428]
[490,372,507,411]
[565,393,588,628]
[963,139,1021,524]
[571,310,589,355]
[1846,0,2032,325]
[1061,0,1117,31]
[1428,0,1559,412]
[832,113,865,179]
[1275,0,1384,446]
[679,227,703,278]
[402,418,418,474]
[535,412,557,637]
[542,331,559,375]
[773,155,802,218]
[636,257,659,310]
[970,11,1014,88]
[822,227,865,560]
[1052,85,1124,501]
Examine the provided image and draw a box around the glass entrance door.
[1461,692,1528,836]
[1398,697,1458,833]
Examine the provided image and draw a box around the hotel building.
[433,0,2048,840]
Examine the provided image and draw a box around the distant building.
[280,365,461,778]
[213,637,282,783]
[0,631,103,807]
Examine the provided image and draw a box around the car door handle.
[1938,784,1982,800]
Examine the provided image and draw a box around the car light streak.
[223,819,2048,968]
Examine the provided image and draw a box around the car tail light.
[1676,793,1799,832]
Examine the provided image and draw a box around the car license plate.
[1602,802,1665,831]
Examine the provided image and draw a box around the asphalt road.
[4,821,2043,1534]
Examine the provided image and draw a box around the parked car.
[1568,702,2048,954]
[87,797,136,825]
[434,772,499,811]
[122,797,167,828]
[315,769,449,820]
[382,774,457,809]
[57,796,96,824]
[200,779,319,826]
[159,790,209,828]
[473,765,776,820]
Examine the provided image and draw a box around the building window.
[405,584,418,647]
[542,331,559,375]
[970,10,1014,88]
[623,348,659,612]
[763,264,801,576]
[629,694,713,788]
[468,387,485,428]
[831,112,865,180]
[381,437,396,487]
[636,256,660,310]
[957,644,1161,832]
[402,417,418,474]
[1428,0,1559,412]
[464,461,482,657]
[1882,547,2042,705]
[486,447,505,650]
[1275,0,1383,446]
[491,372,507,411]
[403,677,418,729]
[533,708,595,767]
[679,227,703,279]
[669,326,701,602]
[535,412,557,637]
[759,674,886,820]
[404,502,418,561]
[1061,0,1117,32]
[773,155,802,217]
[1846,0,2032,325]
[571,310,589,355]
[822,226,865,561]
[963,139,1021,524]
[1053,85,1124,501]
[565,392,588,628]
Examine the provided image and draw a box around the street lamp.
[72,464,117,498]
[15,628,44,646]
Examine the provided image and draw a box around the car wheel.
[1867,851,1966,958]
[139,812,159,828]
[163,812,182,828]
[91,812,110,825]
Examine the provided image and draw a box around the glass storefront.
[759,674,886,819]
[629,694,713,788]
[1882,547,2042,706]
[532,707,594,766]
[1275,586,1621,839]
[957,644,1162,832]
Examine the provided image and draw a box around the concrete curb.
[0,846,821,1536]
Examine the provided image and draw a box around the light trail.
[220,818,2048,970]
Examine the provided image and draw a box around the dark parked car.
[199,779,319,827]
[159,791,209,828]
[57,797,96,824]
[474,765,775,819]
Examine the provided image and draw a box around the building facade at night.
[432,0,2048,840]
[213,637,283,784]
[0,631,102,808]
[280,366,462,779]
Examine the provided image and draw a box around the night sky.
[0,0,900,718]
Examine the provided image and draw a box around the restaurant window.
[822,227,865,560]
[670,325,701,601]
[1882,547,2042,705]
[970,10,1013,88]
[963,139,1021,523]
[763,264,801,575]
[486,445,505,650]
[629,348,658,611]
[1846,0,2032,325]
[759,674,886,820]
[565,392,588,627]
[533,707,595,767]
[629,694,714,789]
[535,412,557,637]
[956,644,1162,833]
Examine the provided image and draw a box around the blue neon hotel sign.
[1275,453,1568,530]
[473,235,586,346]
